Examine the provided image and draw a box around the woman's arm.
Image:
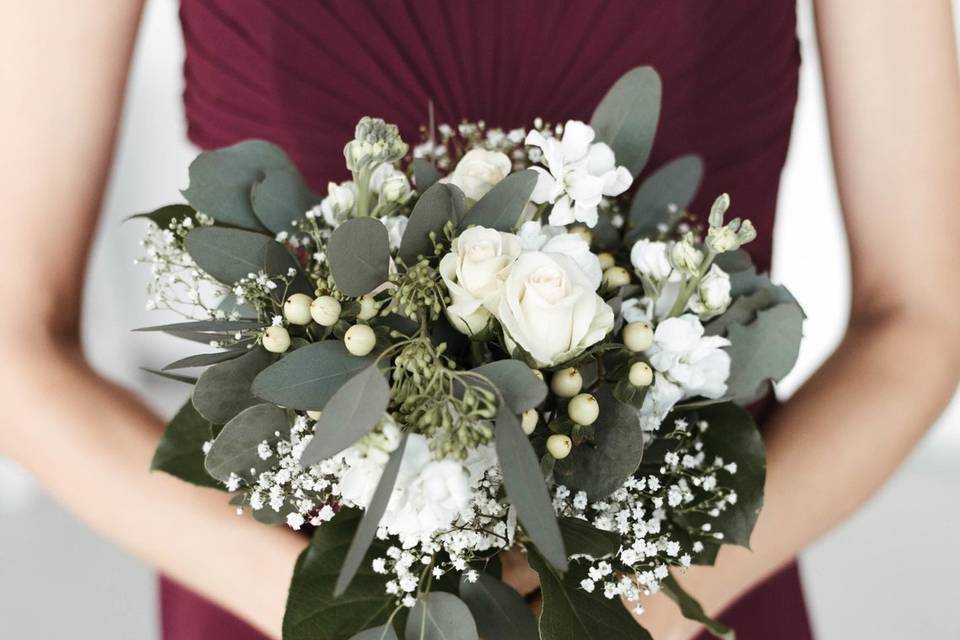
[641,1,960,637]
[0,2,304,637]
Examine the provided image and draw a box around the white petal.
[602,166,633,197]
[530,166,557,204]
[560,120,595,162]
[547,196,575,226]
[586,142,616,175]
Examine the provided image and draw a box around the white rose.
[688,264,732,319]
[647,315,731,399]
[440,149,512,201]
[439,226,522,335]
[630,239,673,282]
[517,221,603,289]
[498,251,614,367]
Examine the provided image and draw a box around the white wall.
[1,1,957,638]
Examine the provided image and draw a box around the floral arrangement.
[136,67,803,640]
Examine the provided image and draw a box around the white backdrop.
[1,1,957,638]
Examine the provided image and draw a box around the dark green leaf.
[413,158,441,192]
[660,575,734,640]
[469,360,547,413]
[459,573,538,640]
[128,203,196,229]
[328,218,391,296]
[528,551,652,640]
[495,408,567,571]
[150,400,220,488]
[284,509,394,640]
[335,433,408,596]
[554,386,644,500]
[252,340,375,411]
[724,303,804,402]
[399,182,457,264]
[627,155,703,240]
[162,348,248,371]
[141,368,197,385]
[712,250,753,274]
[405,592,479,640]
[204,403,288,482]
[251,166,320,234]
[350,625,399,640]
[460,170,538,232]
[135,319,264,333]
[193,346,275,423]
[590,66,662,178]
[182,139,293,230]
[558,517,620,558]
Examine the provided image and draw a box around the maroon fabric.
[166,1,810,638]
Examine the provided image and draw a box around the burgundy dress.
[165,1,811,638]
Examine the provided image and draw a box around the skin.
[0,1,957,639]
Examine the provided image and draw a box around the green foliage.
[723,303,804,402]
[405,592,479,640]
[161,348,248,371]
[494,408,567,571]
[413,158,442,193]
[469,360,547,413]
[459,573,538,640]
[204,403,289,483]
[328,218,392,296]
[251,340,375,411]
[251,166,321,234]
[590,66,662,178]
[192,346,275,424]
[129,203,197,229]
[459,169,538,232]
[150,399,221,489]
[557,517,621,558]
[627,155,703,240]
[399,182,458,264]
[349,626,398,640]
[660,575,734,640]
[284,509,394,640]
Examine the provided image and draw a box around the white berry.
[521,409,539,435]
[550,368,583,398]
[603,266,631,288]
[310,296,341,327]
[628,362,654,387]
[546,434,573,459]
[568,393,599,426]
[623,321,654,352]
[262,326,291,353]
[344,323,376,356]
[569,225,592,246]
[597,252,615,270]
[283,293,314,326]
[357,295,381,321]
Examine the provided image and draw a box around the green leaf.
[459,573,538,640]
[660,575,734,640]
[193,346,275,423]
[627,155,703,240]
[135,319,264,333]
[350,625,399,640]
[335,433,408,596]
[328,218,391,296]
[590,66,662,178]
[184,226,310,295]
[413,158,441,192]
[162,348,248,371]
[554,386,644,500]
[128,203,196,229]
[405,592,479,640]
[399,182,457,264]
[251,340,375,412]
[150,400,221,488]
[558,517,620,558]
[284,509,394,640]
[469,360,547,413]
[495,408,567,571]
[712,249,753,274]
[724,303,804,402]
[251,166,321,234]
[141,368,198,385]
[182,139,294,230]
[204,403,288,483]
[460,170,538,232]
[528,551,652,640]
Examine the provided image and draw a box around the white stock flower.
[630,240,673,282]
[498,251,614,367]
[647,315,731,399]
[320,181,357,226]
[517,221,603,290]
[440,149,512,201]
[639,373,684,431]
[439,226,522,335]
[380,215,409,251]
[688,264,732,319]
[525,121,632,228]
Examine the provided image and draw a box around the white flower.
[647,315,731,399]
[517,221,603,289]
[381,215,409,251]
[630,240,673,283]
[320,181,357,226]
[669,239,703,275]
[370,163,412,203]
[439,226,522,335]
[498,251,614,367]
[525,121,632,228]
[639,373,684,431]
[440,149,512,201]
[688,264,731,319]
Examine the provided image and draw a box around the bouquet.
[136,66,803,640]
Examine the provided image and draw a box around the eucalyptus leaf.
[460,170,538,232]
[141,368,198,385]
[724,303,804,402]
[405,592,479,640]
[251,166,321,234]
[469,360,547,413]
[495,408,567,571]
[661,575,734,640]
[162,348,248,371]
[204,403,289,482]
[590,66,662,178]
[413,158,441,192]
[399,182,457,264]
[284,509,394,640]
[627,155,703,240]
[193,346,275,424]
[553,386,644,500]
[328,218,391,296]
[251,340,375,411]
[128,203,196,229]
[135,319,264,333]
[712,249,753,274]
[558,517,621,558]
[150,400,221,488]
[350,625,399,640]
[182,139,294,230]
[335,433,408,596]
[459,573,538,640]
